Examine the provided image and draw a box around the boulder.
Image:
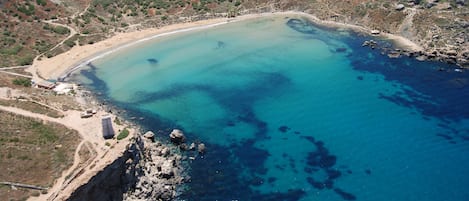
[161,147,170,157]
[408,0,421,5]
[456,0,466,6]
[395,4,405,10]
[159,160,174,179]
[198,143,206,154]
[143,131,155,140]
[169,129,185,145]
[189,142,196,150]
[387,50,401,58]
[425,2,436,8]
[179,143,188,151]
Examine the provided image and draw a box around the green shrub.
[116,128,129,140]
[0,45,22,55]
[64,39,76,48]
[12,78,32,87]
[19,55,34,65]
[17,4,35,16]
[52,26,70,35]
[36,0,47,6]
[43,24,70,34]
[114,117,122,125]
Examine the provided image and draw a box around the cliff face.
[67,141,140,201]
[67,136,185,201]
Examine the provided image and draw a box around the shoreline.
[22,10,432,201]
[30,11,425,81]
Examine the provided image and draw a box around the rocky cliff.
[67,134,185,201]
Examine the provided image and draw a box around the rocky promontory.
[67,131,186,201]
[124,132,186,201]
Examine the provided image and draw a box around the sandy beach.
[30,11,423,81]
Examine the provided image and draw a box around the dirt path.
[43,20,77,53]
[0,65,31,70]
[398,8,418,41]
[0,70,33,78]
[0,105,133,201]
[45,140,86,200]
[28,1,91,81]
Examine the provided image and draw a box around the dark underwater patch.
[286,18,316,35]
[215,41,226,49]
[301,135,356,200]
[346,37,469,122]
[278,125,291,133]
[365,169,372,175]
[436,133,453,140]
[334,188,357,200]
[79,64,109,94]
[180,143,305,201]
[232,139,270,175]
[336,47,347,53]
[147,58,158,65]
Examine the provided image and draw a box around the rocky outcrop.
[67,134,185,201]
[395,4,405,11]
[169,129,185,145]
[361,38,469,68]
[124,138,185,201]
[197,143,206,154]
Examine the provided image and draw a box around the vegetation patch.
[116,128,130,140]
[0,111,80,201]
[12,78,31,87]
[43,24,70,35]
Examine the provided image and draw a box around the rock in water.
[189,142,196,151]
[169,129,185,145]
[143,131,155,142]
[198,143,206,154]
[371,29,380,35]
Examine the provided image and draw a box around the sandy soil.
[29,11,423,81]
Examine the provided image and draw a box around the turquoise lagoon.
[71,15,469,201]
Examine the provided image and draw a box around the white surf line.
[60,20,235,80]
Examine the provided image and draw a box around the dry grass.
[0,73,30,89]
[0,110,80,201]
[0,99,64,118]
[78,141,96,167]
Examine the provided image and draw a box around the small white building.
[53,83,74,95]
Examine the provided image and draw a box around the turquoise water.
[71,15,469,201]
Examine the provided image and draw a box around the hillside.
[0,0,467,67]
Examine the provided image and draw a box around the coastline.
[29,11,424,81]
[22,11,429,201]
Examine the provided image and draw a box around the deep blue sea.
[70,15,469,201]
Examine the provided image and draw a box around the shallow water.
[71,15,469,201]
